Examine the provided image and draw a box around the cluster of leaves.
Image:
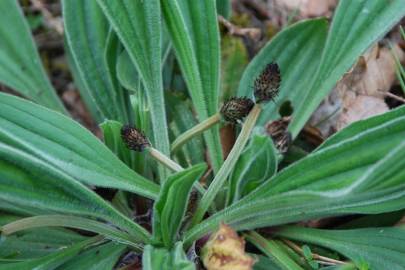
[0,0,404,269]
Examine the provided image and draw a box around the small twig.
[30,0,64,35]
[218,15,261,40]
[282,239,346,265]
[380,91,405,103]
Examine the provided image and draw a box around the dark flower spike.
[254,62,281,103]
[121,125,150,152]
[121,124,186,172]
[220,96,255,124]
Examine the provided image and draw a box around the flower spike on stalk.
[121,125,150,152]
[171,96,254,153]
[254,62,281,103]
[121,125,183,172]
[189,62,282,226]
[220,97,255,124]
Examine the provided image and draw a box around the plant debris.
[201,223,255,270]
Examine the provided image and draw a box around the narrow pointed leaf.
[142,242,195,270]
[277,226,405,270]
[65,41,103,123]
[216,0,231,19]
[246,232,304,270]
[288,0,405,137]
[318,106,405,150]
[0,237,103,270]
[0,93,159,199]
[228,132,277,203]
[0,0,66,113]
[56,242,125,270]
[2,215,143,248]
[0,144,150,242]
[56,242,126,270]
[154,164,207,247]
[161,0,223,173]
[96,0,171,168]
[253,255,284,270]
[167,94,205,167]
[63,0,129,122]
[0,214,86,260]
[184,116,405,244]
[246,108,405,199]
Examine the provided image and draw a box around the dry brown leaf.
[309,43,404,136]
[337,95,389,129]
[201,223,255,270]
[270,0,337,19]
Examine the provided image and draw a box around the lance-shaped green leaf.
[318,105,405,150]
[0,214,86,260]
[238,18,328,126]
[65,40,103,123]
[0,93,159,199]
[116,50,141,93]
[228,132,277,204]
[216,0,231,19]
[161,0,223,173]
[276,226,405,270]
[247,109,405,199]
[104,30,132,122]
[63,0,129,122]
[153,164,207,247]
[56,242,126,270]
[253,255,284,270]
[115,27,171,93]
[0,144,151,243]
[2,215,144,249]
[184,124,405,245]
[0,237,103,270]
[221,36,249,100]
[112,50,151,174]
[0,0,66,113]
[167,94,205,168]
[288,0,405,137]
[96,0,171,169]
[143,242,195,270]
[246,232,304,270]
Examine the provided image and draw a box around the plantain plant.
[0,0,404,269]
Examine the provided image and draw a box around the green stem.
[245,231,304,270]
[1,215,143,251]
[147,147,206,195]
[148,147,184,172]
[171,113,221,153]
[189,104,262,227]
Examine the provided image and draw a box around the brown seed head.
[121,125,150,152]
[254,62,281,103]
[266,116,292,154]
[220,97,254,124]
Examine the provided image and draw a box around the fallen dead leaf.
[337,95,389,129]
[269,0,337,23]
[310,43,405,136]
